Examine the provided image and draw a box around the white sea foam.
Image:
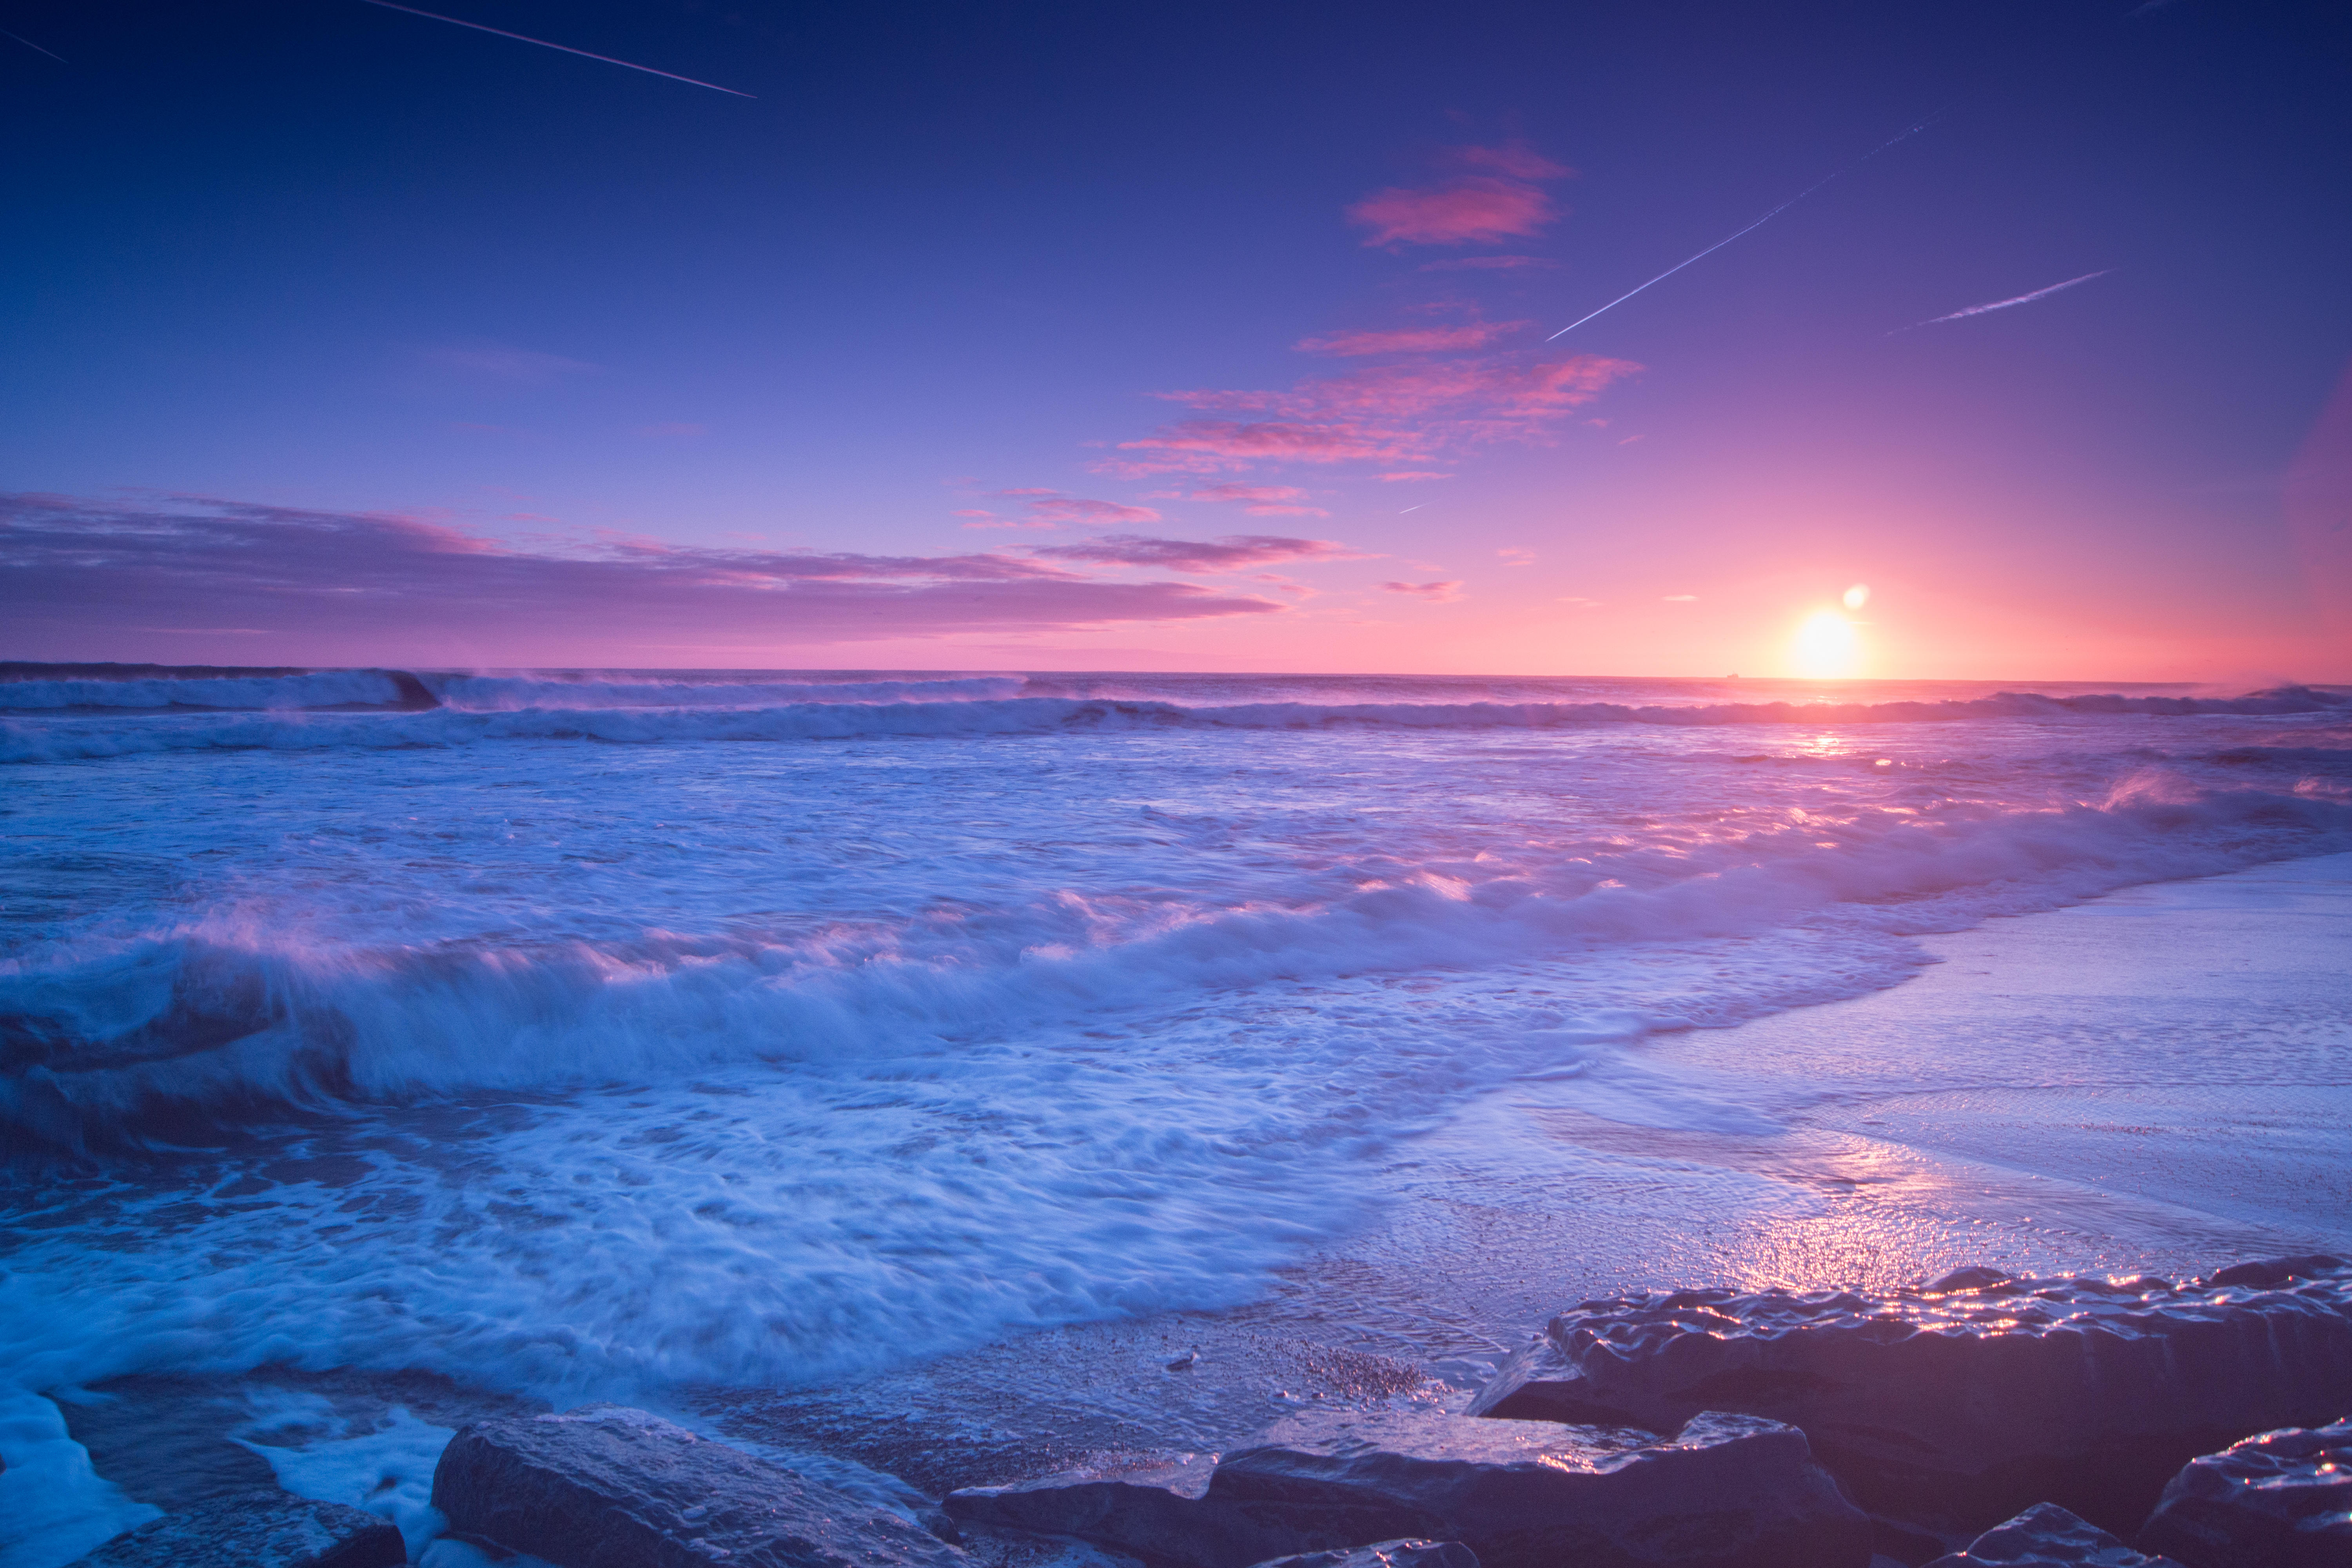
[0,1392,160,1568]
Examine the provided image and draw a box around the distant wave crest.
[2,668,2344,764]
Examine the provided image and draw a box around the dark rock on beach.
[430,1404,969,1568]
[1470,1256,2352,1537]
[69,1488,405,1568]
[947,1405,1870,1568]
[1919,1503,2185,1566]
[2135,1418,2352,1568]
[1244,1542,1481,1568]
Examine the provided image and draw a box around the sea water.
[2,669,2348,1561]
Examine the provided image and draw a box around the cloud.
[991,488,1162,525]
[1382,580,1463,601]
[1293,322,1525,356]
[1452,144,1573,180]
[0,494,1285,661]
[1419,255,1559,272]
[1152,350,1637,435]
[1662,593,1697,601]
[1178,482,1330,517]
[1107,420,1419,475]
[1345,142,1572,249]
[1497,548,1534,565]
[1109,347,1635,477]
[1032,534,1365,573]
[421,343,599,383]
[1379,470,1452,483]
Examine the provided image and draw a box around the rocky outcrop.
[2135,1418,2352,1568]
[946,1406,1870,1568]
[1470,1256,2352,1537]
[1244,1543,1480,1568]
[1919,1503,2185,1566]
[429,1404,968,1568]
[69,1488,405,1568]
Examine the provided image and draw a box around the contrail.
[2,26,65,61]
[1548,114,1942,342]
[1398,505,1425,514]
[352,0,754,96]
[1897,269,2113,330]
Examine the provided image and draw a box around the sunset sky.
[3,0,2348,679]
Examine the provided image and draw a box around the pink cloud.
[1182,482,1330,517]
[1497,548,1535,565]
[1348,180,1556,248]
[1345,144,1572,249]
[1381,580,1464,601]
[1111,420,1419,474]
[1113,347,1636,477]
[1379,471,1453,482]
[988,488,1162,525]
[0,494,1287,661]
[1451,143,1573,180]
[1293,321,1526,357]
[1032,534,1365,572]
[1158,356,1633,420]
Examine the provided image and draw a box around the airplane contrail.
[1548,114,1942,342]
[352,0,755,96]
[1897,269,2114,330]
[2,26,66,61]
[1398,505,1425,514]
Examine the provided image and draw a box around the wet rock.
[2135,1418,2352,1568]
[947,1406,1870,1568]
[70,1487,405,1568]
[430,1404,968,1568]
[1919,1503,2184,1566]
[1244,1542,1479,1568]
[1470,1256,2352,1537]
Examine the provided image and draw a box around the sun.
[1790,609,1865,678]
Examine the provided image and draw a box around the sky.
[2,0,2348,679]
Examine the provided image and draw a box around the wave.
[8,773,2347,1156]
[4,684,2347,763]
[421,673,1028,710]
[0,667,434,713]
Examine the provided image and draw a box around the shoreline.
[695,851,2352,1496]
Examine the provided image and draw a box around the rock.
[429,1404,969,1568]
[2135,1418,2352,1568]
[1245,1542,1479,1568]
[69,1487,405,1568]
[1919,1503,2185,1566]
[945,1452,1308,1568]
[946,1406,1871,1568]
[1470,1256,2352,1537]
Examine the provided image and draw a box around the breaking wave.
[8,771,2347,1154]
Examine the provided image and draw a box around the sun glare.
[1791,609,1864,678]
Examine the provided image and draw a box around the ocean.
[3,667,2350,1565]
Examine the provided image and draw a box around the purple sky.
[2,1,2348,677]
